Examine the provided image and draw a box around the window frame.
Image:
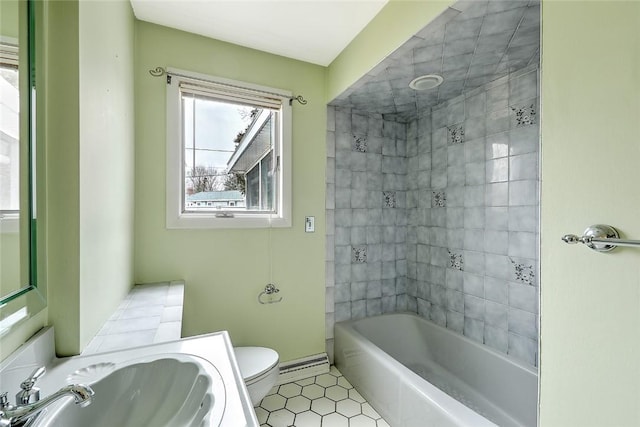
[166,68,292,229]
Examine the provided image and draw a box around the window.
[0,42,19,216]
[166,69,292,229]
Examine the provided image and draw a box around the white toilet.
[234,346,279,405]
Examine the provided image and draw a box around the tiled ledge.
[82,281,184,355]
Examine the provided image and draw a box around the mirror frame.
[0,0,37,306]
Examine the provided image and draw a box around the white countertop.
[83,281,184,355]
[1,327,259,426]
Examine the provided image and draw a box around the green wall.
[0,0,19,40]
[0,232,20,295]
[134,21,327,362]
[539,1,640,425]
[45,0,136,355]
[44,0,81,356]
[77,0,135,350]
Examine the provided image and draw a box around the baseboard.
[277,352,330,384]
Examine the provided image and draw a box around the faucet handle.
[20,366,45,389]
[16,366,46,405]
[0,392,9,409]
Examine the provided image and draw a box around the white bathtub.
[334,313,538,427]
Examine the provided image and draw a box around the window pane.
[0,65,19,212]
[246,166,259,209]
[183,95,194,149]
[179,83,282,214]
[260,151,274,211]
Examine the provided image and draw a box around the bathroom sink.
[34,354,226,427]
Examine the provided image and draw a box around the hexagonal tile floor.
[255,366,390,427]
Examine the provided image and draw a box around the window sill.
[166,212,291,229]
[0,214,19,234]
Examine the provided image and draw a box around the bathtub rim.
[337,312,538,376]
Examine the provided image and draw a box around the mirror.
[0,0,40,322]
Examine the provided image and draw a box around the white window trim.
[166,68,292,229]
[0,214,19,234]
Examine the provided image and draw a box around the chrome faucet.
[1,382,94,427]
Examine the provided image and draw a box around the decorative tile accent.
[510,258,535,285]
[352,135,367,153]
[511,104,536,127]
[447,125,465,145]
[448,250,464,271]
[383,191,397,208]
[255,366,390,427]
[352,246,367,264]
[432,191,447,207]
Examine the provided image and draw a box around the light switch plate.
[305,216,315,233]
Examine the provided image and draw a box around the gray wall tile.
[327,67,539,367]
[486,207,509,230]
[485,325,508,353]
[508,308,537,339]
[508,333,537,366]
[485,300,508,329]
[464,317,485,343]
[447,310,465,333]
[463,272,484,297]
[486,132,509,159]
[485,277,508,305]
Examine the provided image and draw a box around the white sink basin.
[1,329,258,426]
[34,354,226,427]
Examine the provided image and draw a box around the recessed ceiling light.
[409,74,444,91]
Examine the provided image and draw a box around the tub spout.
[0,384,94,426]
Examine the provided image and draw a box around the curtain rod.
[149,66,307,106]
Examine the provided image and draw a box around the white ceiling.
[129,0,389,66]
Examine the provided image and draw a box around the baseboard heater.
[277,353,330,384]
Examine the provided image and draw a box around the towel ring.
[258,284,282,304]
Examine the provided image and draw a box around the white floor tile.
[294,411,321,427]
[311,397,336,416]
[301,384,325,400]
[326,384,349,401]
[267,408,295,427]
[279,382,303,398]
[321,413,348,427]
[286,395,311,414]
[336,399,361,418]
[255,366,389,427]
[350,414,377,427]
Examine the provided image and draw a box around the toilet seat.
[234,346,279,384]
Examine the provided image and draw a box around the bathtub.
[334,313,537,427]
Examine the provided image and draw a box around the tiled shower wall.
[405,65,539,366]
[325,108,409,361]
[326,65,539,366]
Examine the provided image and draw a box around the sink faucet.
[0,384,94,427]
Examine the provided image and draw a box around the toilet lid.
[234,347,279,383]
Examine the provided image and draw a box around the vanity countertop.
[0,326,259,426]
